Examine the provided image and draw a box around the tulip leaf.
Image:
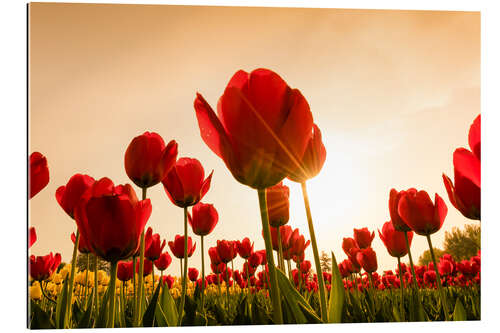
[275,268,322,324]
[327,251,345,323]
[30,300,55,329]
[159,282,178,326]
[118,287,127,327]
[142,283,161,327]
[55,277,69,329]
[453,298,467,321]
[95,284,112,328]
[77,288,94,328]
[155,301,169,327]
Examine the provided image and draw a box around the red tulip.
[443,148,480,220]
[268,225,293,251]
[469,114,481,160]
[289,229,310,257]
[256,249,268,266]
[243,262,256,277]
[265,182,290,227]
[287,124,327,182]
[193,68,314,189]
[29,227,37,249]
[71,232,91,254]
[136,258,153,276]
[397,189,448,236]
[162,275,175,289]
[74,177,152,262]
[208,246,222,265]
[389,189,416,232]
[56,174,95,219]
[211,262,226,274]
[347,252,361,273]
[29,252,61,281]
[216,240,237,263]
[378,221,413,258]
[300,260,312,273]
[144,227,166,261]
[188,267,199,282]
[342,237,359,256]
[188,202,218,236]
[117,261,134,282]
[162,157,213,208]
[237,237,254,259]
[248,251,262,267]
[154,252,172,271]
[356,247,378,273]
[353,227,375,249]
[124,132,178,188]
[423,270,436,285]
[438,259,453,276]
[168,235,196,259]
[29,152,49,199]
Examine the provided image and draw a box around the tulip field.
[28,68,480,328]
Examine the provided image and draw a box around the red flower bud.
[353,227,375,249]
[154,252,172,271]
[29,152,49,199]
[356,247,378,273]
[188,202,218,236]
[378,221,413,258]
[265,182,290,227]
[236,237,254,259]
[168,235,196,259]
[188,267,199,282]
[29,252,61,281]
[117,261,134,282]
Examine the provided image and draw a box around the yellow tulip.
[30,284,42,300]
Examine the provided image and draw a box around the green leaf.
[155,302,169,327]
[142,283,162,327]
[275,268,322,324]
[55,277,69,329]
[327,251,345,323]
[77,288,94,328]
[453,298,467,321]
[30,300,55,329]
[118,287,127,328]
[95,284,112,328]
[159,282,178,326]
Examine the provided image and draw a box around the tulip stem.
[277,226,285,272]
[397,257,405,321]
[287,259,292,281]
[94,255,99,323]
[41,281,57,304]
[300,181,327,322]
[66,230,80,327]
[257,188,283,324]
[84,254,89,309]
[135,187,147,326]
[201,235,206,312]
[107,261,118,328]
[426,234,450,321]
[152,269,155,297]
[177,206,189,326]
[180,259,183,281]
[132,256,137,322]
[404,231,418,289]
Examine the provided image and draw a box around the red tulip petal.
[434,193,448,229]
[468,114,481,160]
[29,227,37,248]
[453,148,480,188]
[200,170,214,200]
[175,158,205,199]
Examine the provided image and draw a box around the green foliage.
[443,224,480,261]
[327,251,344,323]
[76,253,110,273]
[418,248,445,266]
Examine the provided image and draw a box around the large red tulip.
[356,247,378,273]
[29,152,49,199]
[117,261,134,282]
[389,188,414,232]
[29,252,61,281]
[287,124,327,182]
[194,68,314,189]
[71,231,91,254]
[443,148,481,220]
[162,157,213,208]
[74,177,152,263]
[236,237,254,259]
[188,202,219,236]
[154,252,172,271]
[378,221,413,258]
[168,235,196,259]
[397,189,447,236]
[144,227,166,261]
[56,174,95,219]
[29,227,37,249]
[124,132,178,188]
[353,227,375,249]
[265,181,290,227]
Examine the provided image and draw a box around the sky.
[28,3,480,276]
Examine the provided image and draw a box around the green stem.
[277,226,285,272]
[132,256,137,323]
[40,281,57,304]
[404,231,418,289]
[257,188,283,324]
[397,256,405,321]
[201,235,206,311]
[225,267,230,311]
[300,181,327,322]
[107,261,118,328]
[135,187,147,326]
[84,254,89,309]
[66,230,80,326]
[94,255,99,322]
[287,259,292,282]
[177,207,189,326]
[426,234,450,321]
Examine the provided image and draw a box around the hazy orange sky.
[29,3,480,276]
